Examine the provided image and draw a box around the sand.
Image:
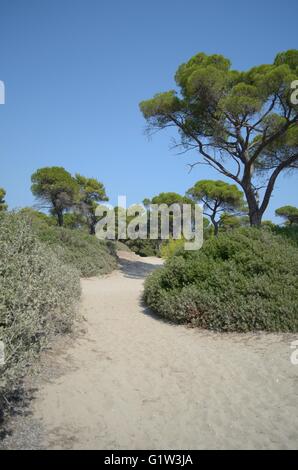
[2,251,298,449]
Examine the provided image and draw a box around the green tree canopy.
[31,167,79,226]
[275,205,298,225]
[140,50,298,226]
[75,174,108,234]
[0,187,7,212]
[148,192,192,206]
[186,180,246,235]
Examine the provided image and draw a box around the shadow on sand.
[138,298,178,327]
[0,387,38,444]
[117,253,173,326]
[118,256,162,280]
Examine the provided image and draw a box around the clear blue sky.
[0,0,297,221]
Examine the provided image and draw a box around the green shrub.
[19,207,56,226]
[160,238,186,259]
[144,228,298,332]
[0,213,81,411]
[271,224,298,248]
[29,216,117,277]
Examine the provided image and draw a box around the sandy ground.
[1,250,298,450]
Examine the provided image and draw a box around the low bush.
[160,238,186,259]
[29,216,118,277]
[271,224,298,248]
[144,228,298,332]
[0,213,81,413]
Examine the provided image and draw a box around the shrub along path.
[2,251,298,449]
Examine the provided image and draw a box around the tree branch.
[260,152,298,214]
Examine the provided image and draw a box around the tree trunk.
[249,210,263,227]
[89,213,97,235]
[210,215,219,236]
[213,221,219,236]
[57,210,64,227]
[242,153,298,227]
[242,184,263,227]
[52,198,64,227]
[89,223,95,235]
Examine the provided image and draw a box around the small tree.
[75,174,108,234]
[275,205,298,225]
[186,180,246,235]
[140,50,298,226]
[0,187,7,212]
[31,167,79,226]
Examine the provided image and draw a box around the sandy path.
[3,251,298,449]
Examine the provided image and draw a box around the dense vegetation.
[0,213,80,414]
[144,227,298,332]
[29,213,117,277]
[271,224,298,247]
